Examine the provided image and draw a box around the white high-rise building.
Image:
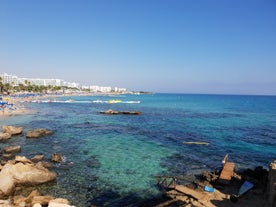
[0,73,19,85]
[1,72,127,92]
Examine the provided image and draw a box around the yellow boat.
[108,99,122,104]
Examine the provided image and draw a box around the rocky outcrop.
[2,154,15,160]
[14,156,32,164]
[2,125,23,135]
[31,195,54,206]
[3,145,21,154]
[267,160,276,207]
[48,199,76,207]
[37,161,54,169]
[26,128,54,138]
[0,199,11,207]
[0,159,57,197]
[0,132,11,141]
[12,190,76,207]
[51,153,63,163]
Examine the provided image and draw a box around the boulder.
[3,145,21,154]
[48,199,76,207]
[2,125,23,135]
[2,154,15,160]
[51,153,63,163]
[0,132,11,141]
[31,154,44,163]
[31,196,54,206]
[13,190,42,206]
[0,162,57,196]
[15,156,33,164]
[13,195,27,207]
[0,199,12,207]
[0,160,7,166]
[50,198,70,205]
[25,189,41,203]
[26,128,54,138]
[36,161,54,169]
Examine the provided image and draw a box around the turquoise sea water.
[0,93,276,206]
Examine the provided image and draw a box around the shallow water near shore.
[1,93,276,206]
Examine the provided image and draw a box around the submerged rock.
[26,128,54,138]
[3,145,21,154]
[2,125,23,135]
[86,156,101,168]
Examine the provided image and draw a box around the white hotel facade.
[0,73,126,93]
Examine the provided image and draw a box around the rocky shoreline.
[140,160,276,207]
[0,125,76,207]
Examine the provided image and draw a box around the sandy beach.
[0,96,31,117]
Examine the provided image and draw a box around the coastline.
[0,92,96,117]
[0,93,275,206]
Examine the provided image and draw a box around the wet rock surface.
[2,125,23,135]
[26,128,54,138]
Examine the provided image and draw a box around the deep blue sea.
[1,93,276,206]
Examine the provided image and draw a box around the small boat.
[108,99,122,104]
[100,109,141,115]
[93,100,106,103]
[65,99,74,103]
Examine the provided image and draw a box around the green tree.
[3,83,11,93]
[18,83,25,91]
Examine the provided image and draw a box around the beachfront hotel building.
[89,85,112,93]
[0,73,20,85]
[0,73,63,87]
[114,87,127,93]
[1,73,127,93]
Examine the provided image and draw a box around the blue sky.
[0,0,276,94]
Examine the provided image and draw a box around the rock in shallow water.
[31,154,45,163]
[0,162,57,197]
[51,153,63,163]
[2,125,23,135]
[15,156,33,164]
[3,145,21,154]
[0,132,11,141]
[26,128,54,138]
